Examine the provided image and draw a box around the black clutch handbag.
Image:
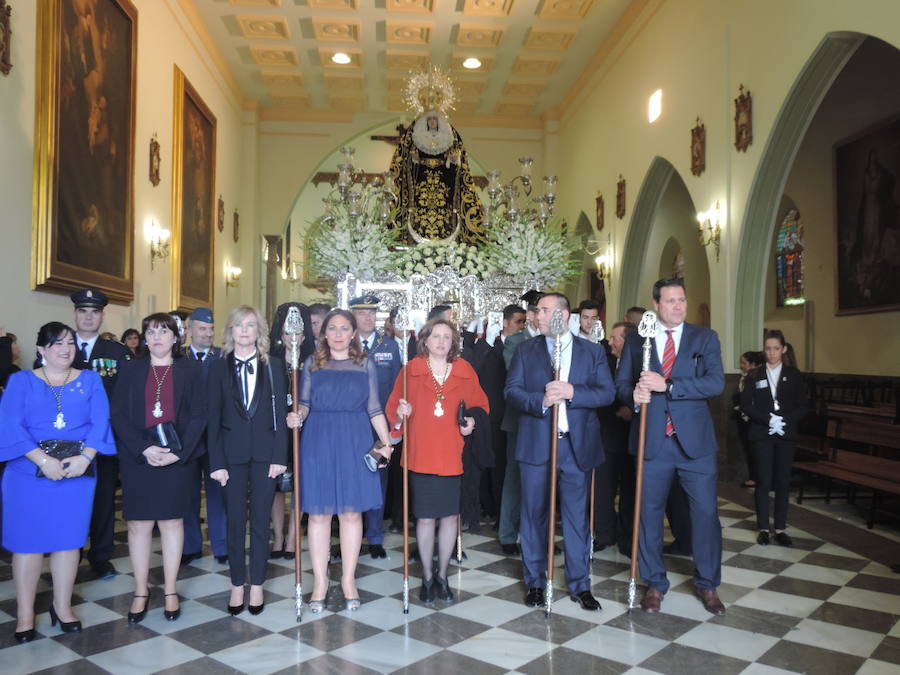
[364,440,390,472]
[146,422,182,452]
[275,471,293,493]
[36,440,93,478]
[457,399,467,426]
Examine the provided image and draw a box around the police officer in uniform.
[351,295,401,559]
[70,288,130,577]
[181,307,228,565]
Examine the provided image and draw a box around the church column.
[240,100,260,305]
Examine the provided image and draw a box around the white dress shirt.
[765,362,783,407]
[234,351,258,408]
[545,331,574,433]
[653,322,684,366]
[76,334,99,361]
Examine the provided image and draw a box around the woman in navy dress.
[287,309,391,612]
[0,322,115,643]
[111,314,207,624]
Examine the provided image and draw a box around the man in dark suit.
[352,295,402,559]
[615,277,726,615]
[181,307,228,565]
[506,292,615,611]
[71,288,130,578]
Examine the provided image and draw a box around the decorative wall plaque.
[616,175,626,219]
[149,133,160,186]
[0,0,11,76]
[233,209,240,243]
[734,85,753,152]
[217,195,224,233]
[595,193,604,231]
[690,117,706,176]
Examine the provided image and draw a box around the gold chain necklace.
[426,358,450,417]
[40,367,72,430]
[151,363,173,418]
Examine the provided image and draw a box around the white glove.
[768,413,786,436]
[485,321,502,345]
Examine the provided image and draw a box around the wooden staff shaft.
[546,366,561,587]
[402,364,410,587]
[291,367,303,592]
[628,402,649,584]
[589,471,596,543]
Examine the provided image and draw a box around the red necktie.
[662,330,675,436]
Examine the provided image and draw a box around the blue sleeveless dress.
[299,357,383,515]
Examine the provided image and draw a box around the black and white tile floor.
[1,492,899,675]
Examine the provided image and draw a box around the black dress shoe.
[270,547,284,559]
[14,627,36,643]
[282,550,295,560]
[525,587,544,607]
[215,555,229,564]
[570,590,602,611]
[90,560,117,578]
[248,603,264,616]
[128,594,150,624]
[227,603,244,616]
[500,543,520,556]
[164,593,181,621]
[757,530,770,545]
[48,604,81,633]
[369,544,387,559]
[592,540,608,552]
[180,552,200,566]
[419,577,435,604]
[773,531,793,547]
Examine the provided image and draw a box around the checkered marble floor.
[1,495,899,675]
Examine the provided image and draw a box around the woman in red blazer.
[386,318,488,604]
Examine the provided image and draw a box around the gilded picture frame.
[691,117,706,176]
[32,0,137,304]
[734,85,753,152]
[171,66,216,312]
[595,193,604,231]
[616,175,626,219]
[1,0,11,76]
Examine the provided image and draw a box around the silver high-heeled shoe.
[308,599,325,614]
[345,598,361,611]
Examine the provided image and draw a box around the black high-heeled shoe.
[248,602,265,615]
[164,593,181,621]
[228,589,245,616]
[128,594,150,624]
[14,627,36,643]
[434,575,454,602]
[48,604,82,633]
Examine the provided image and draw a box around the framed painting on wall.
[834,113,900,315]
[171,66,216,312]
[32,0,137,304]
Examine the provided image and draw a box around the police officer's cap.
[190,307,214,324]
[70,288,109,309]
[349,294,380,310]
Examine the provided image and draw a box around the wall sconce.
[586,235,613,287]
[147,220,171,270]
[225,264,242,293]
[697,201,723,262]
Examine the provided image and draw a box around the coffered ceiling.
[187,0,634,122]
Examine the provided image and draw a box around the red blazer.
[386,355,489,476]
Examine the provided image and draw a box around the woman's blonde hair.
[312,308,364,370]
[222,305,270,363]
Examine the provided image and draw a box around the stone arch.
[733,32,867,364]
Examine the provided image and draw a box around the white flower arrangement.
[482,216,580,288]
[307,201,401,281]
[396,241,495,280]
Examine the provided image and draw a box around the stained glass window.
[775,208,805,306]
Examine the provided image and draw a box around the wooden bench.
[794,416,900,528]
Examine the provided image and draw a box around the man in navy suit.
[506,292,615,611]
[181,307,229,565]
[615,278,726,615]
[352,295,402,559]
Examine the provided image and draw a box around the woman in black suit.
[740,329,807,547]
[111,314,207,623]
[208,305,288,616]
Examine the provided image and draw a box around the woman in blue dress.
[287,309,392,612]
[0,322,115,643]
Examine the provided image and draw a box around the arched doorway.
[733,32,866,364]
[619,158,710,323]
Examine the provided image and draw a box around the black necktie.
[80,342,89,363]
[363,338,370,356]
[235,357,255,408]
[494,336,503,350]
[196,351,206,362]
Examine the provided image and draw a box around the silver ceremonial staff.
[628,310,660,610]
[395,306,412,614]
[545,308,566,618]
[284,307,305,622]
[586,319,604,561]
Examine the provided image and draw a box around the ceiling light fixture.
[331,52,351,65]
[462,57,481,70]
